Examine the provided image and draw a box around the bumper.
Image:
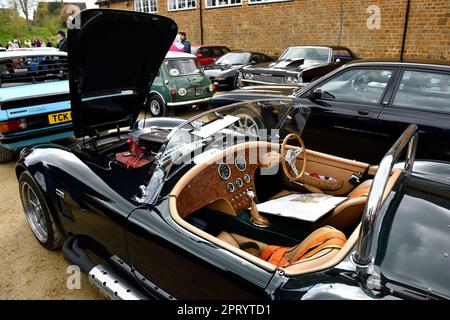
[167,96,212,107]
[210,77,234,88]
[0,123,73,150]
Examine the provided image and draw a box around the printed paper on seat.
[256,193,347,222]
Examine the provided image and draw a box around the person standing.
[178,32,191,54]
[57,31,68,52]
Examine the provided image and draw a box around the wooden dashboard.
[176,149,261,218]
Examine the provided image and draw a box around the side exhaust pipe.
[63,235,148,300]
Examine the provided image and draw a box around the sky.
[0,0,98,19]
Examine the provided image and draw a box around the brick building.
[95,0,450,62]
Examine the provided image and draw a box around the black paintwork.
[204,52,273,89]
[68,9,177,138]
[15,135,450,299]
[15,10,450,300]
[240,46,355,85]
[210,61,450,163]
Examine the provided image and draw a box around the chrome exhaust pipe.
[88,264,147,300]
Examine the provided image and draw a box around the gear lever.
[246,189,270,228]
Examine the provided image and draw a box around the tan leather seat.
[217,226,346,267]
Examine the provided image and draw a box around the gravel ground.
[0,108,204,299]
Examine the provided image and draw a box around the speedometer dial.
[235,156,246,171]
[218,163,231,180]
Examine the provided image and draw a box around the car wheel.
[232,75,241,90]
[19,171,64,250]
[231,108,265,136]
[147,95,167,117]
[0,146,16,163]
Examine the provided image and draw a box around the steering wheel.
[281,133,307,181]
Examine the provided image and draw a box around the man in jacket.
[57,31,68,52]
[178,32,191,54]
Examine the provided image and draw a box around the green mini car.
[146,52,215,117]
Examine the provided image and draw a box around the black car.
[203,51,273,90]
[211,60,450,163]
[16,9,450,300]
[239,45,355,87]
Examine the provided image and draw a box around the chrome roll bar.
[352,124,418,267]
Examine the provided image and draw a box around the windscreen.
[279,47,330,62]
[161,99,310,174]
[164,58,202,76]
[0,54,68,88]
[215,53,251,65]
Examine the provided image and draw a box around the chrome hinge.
[264,269,287,299]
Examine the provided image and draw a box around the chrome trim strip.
[149,90,166,104]
[166,97,211,106]
[353,124,418,267]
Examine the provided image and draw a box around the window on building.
[135,0,158,13]
[248,0,290,4]
[206,0,241,8]
[168,0,196,10]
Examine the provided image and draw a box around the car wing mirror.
[250,60,257,65]
[310,88,323,100]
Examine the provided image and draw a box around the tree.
[15,0,37,22]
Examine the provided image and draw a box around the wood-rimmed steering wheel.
[281,133,307,181]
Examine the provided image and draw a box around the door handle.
[357,110,370,116]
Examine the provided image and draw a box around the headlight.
[178,88,187,96]
[244,73,253,79]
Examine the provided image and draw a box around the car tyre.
[147,94,167,117]
[19,171,64,250]
[0,146,16,163]
[231,108,265,135]
[232,74,241,90]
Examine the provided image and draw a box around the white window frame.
[248,0,291,5]
[205,0,242,9]
[135,0,158,13]
[167,0,197,11]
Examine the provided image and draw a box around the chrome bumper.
[167,97,211,107]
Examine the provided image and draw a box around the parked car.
[211,60,450,163]
[239,45,355,87]
[191,45,230,65]
[0,50,72,162]
[16,9,450,300]
[146,51,214,117]
[204,51,273,90]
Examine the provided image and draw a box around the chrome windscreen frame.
[351,124,419,267]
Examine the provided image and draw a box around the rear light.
[0,119,27,134]
[209,83,216,94]
[170,89,177,101]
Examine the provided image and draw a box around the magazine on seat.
[256,193,347,222]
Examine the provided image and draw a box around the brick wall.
[98,0,450,61]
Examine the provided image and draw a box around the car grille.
[251,74,286,84]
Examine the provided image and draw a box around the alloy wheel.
[21,182,48,243]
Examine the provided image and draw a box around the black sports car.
[16,9,450,300]
[239,46,355,87]
[203,51,273,90]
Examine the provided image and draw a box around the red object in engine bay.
[115,138,150,168]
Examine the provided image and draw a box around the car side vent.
[57,198,75,222]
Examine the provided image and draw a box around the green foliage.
[0,4,66,47]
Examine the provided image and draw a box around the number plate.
[48,111,72,125]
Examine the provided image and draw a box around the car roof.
[346,59,450,69]
[286,45,351,51]
[0,50,67,59]
[192,45,230,48]
[165,51,197,59]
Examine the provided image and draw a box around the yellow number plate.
[48,111,72,125]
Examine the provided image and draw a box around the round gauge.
[235,178,243,188]
[218,163,231,180]
[243,174,251,184]
[235,156,246,171]
[226,183,235,193]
